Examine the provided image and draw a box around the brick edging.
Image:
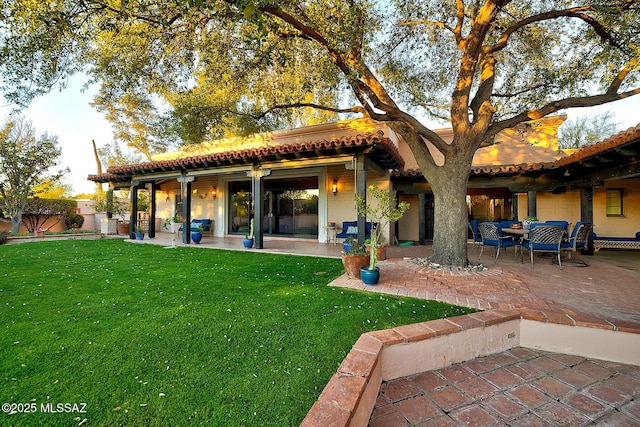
[300,309,521,427]
[300,308,640,427]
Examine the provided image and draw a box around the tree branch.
[249,102,366,120]
[486,87,640,139]
[490,6,628,55]
[608,56,639,94]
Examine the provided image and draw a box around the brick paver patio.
[371,348,640,426]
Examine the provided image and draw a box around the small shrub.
[66,213,85,229]
[0,231,7,245]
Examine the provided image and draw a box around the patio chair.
[522,225,564,269]
[469,220,482,252]
[478,222,517,263]
[560,222,592,258]
[544,220,569,233]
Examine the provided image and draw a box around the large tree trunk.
[390,122,480,267]
[11,209,23,234]
[429,164,471,266]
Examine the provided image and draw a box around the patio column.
[418,193,426,245]
[581,186,595,255]
[248,166,270,249]
[129,181,139,239]
[178,174,194,244]
[354,154,367,244]
[149,182,157,238]
[527,191,537,218]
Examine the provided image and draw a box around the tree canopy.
[0,115,68,233]
[1,0,638,265]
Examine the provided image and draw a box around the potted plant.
[243,218,254,248]
[191,223,203,244]
[117,220,130,235]
[95,189,128,235]
[164,212,181,233]
[365,236,388,261]
[340,243,370,279]
[523,216,538,230]
[355,185,410,285]
[342,236,355,252]
[134,225,145,240]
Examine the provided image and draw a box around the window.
[606,189,623,216]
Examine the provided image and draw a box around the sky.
[2,74,640,196]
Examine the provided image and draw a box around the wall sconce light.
[564,169,571,177]
[332,180,338,195]
[211,187,217,199]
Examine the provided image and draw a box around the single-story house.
[88,117,640,250]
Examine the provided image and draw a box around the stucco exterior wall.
[594,180,640,237]
[515,179,640,238]
[327,165,359,230]
[527,191,582,225]
[397,194,419,242]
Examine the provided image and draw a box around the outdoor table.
[502,228,529,262]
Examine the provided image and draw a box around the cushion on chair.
[545,220,569,231]
[336,221,373,239]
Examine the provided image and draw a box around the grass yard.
[0,239,475,426]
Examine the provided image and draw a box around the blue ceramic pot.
[243,238,254,248]
[135,233,144,240]
[360,266,380,285]
[191,231,203,244]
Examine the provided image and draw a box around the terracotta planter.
[117,222,130,235]
[341,253,370,279]
[366,244,387,261]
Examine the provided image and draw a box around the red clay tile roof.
[555,123,640,167]
[393,123,640,179]
[88,131,404,183]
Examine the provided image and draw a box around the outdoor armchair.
[522,225,564,269]
[478,222,517,263]
[544,220,569,233]
[469,220,482,252]
[560,222,592,258]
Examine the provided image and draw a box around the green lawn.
[0,239,474,426]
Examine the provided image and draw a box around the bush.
[0,231,7,245]
[66,213,85,229]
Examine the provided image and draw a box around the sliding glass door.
[228,177,319,238]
